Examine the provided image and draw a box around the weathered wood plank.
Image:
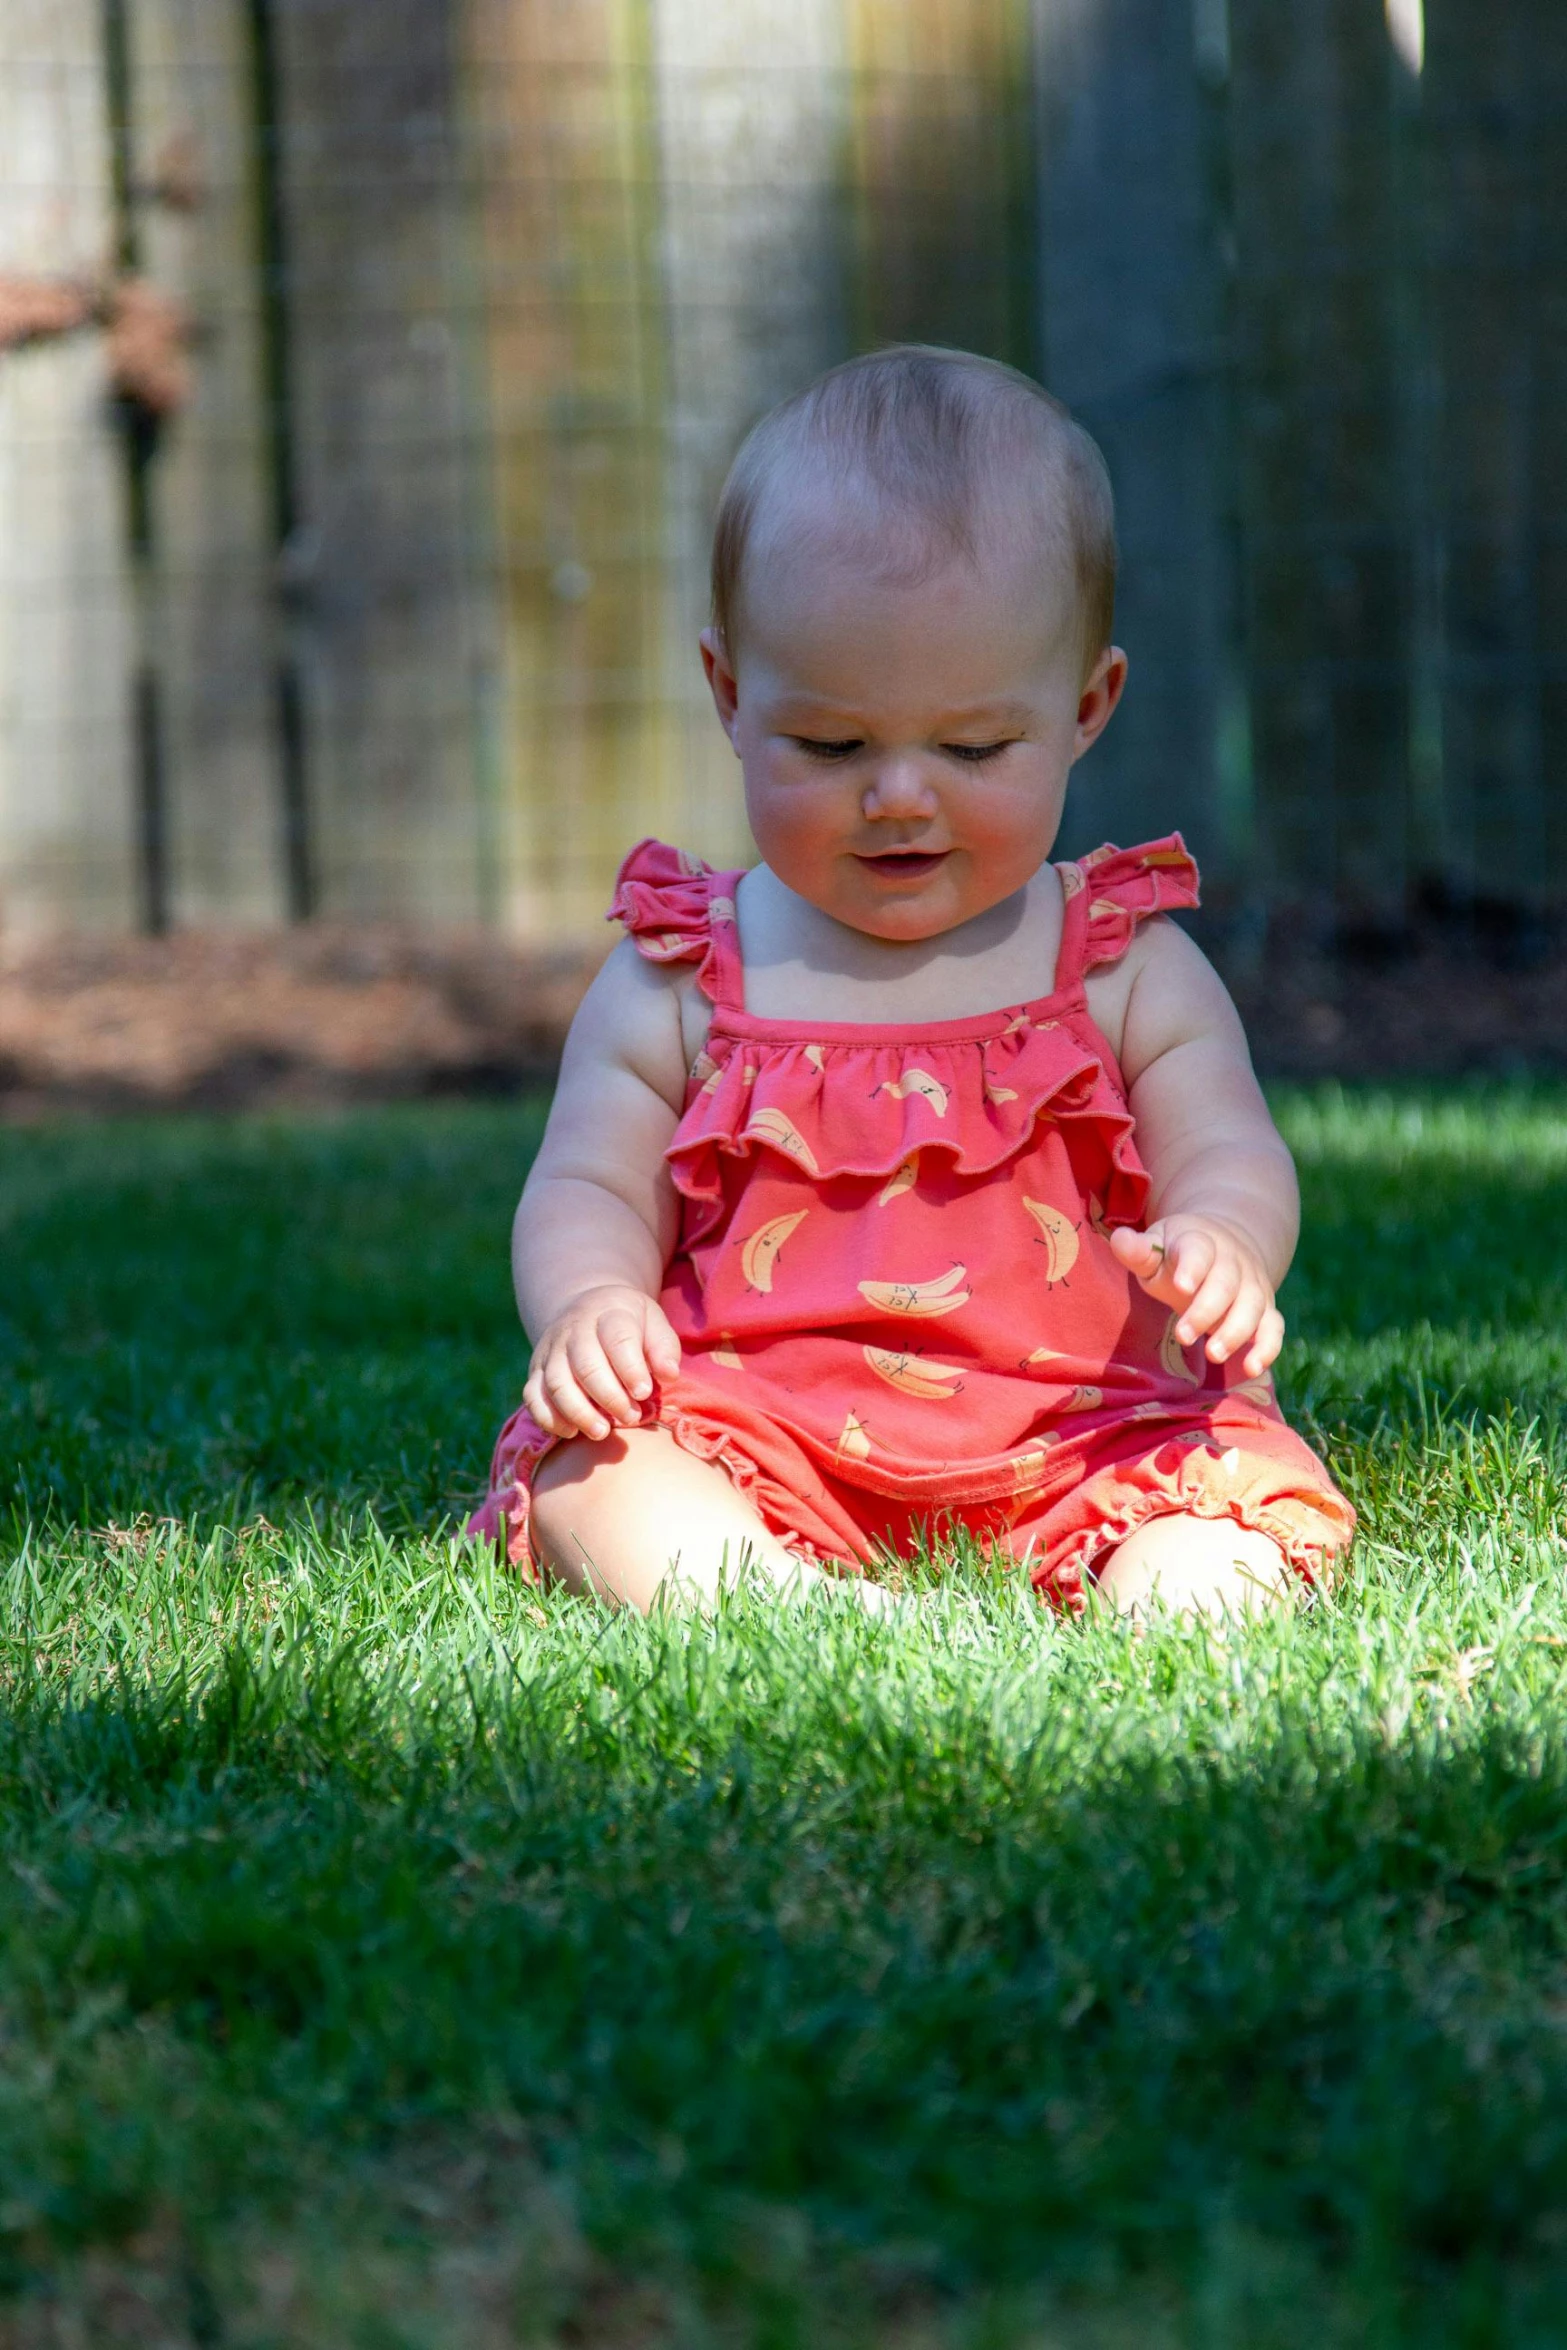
[0,0,135,932]
[267,0,486,921]
[470,0,671,935]
[132,0,280,924]
[1421,0,1566,911]
[5,0,1563,944]
[1034,0,1239,887]
[650,0,849,871]
[847,0,1037,367]
[1227,0,1411,923]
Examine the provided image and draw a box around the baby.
[470,345,1355,1618]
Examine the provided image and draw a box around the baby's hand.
[522,1284,683,1442]
[1110,1215,1283,1379]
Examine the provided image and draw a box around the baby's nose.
[862,758,937,819]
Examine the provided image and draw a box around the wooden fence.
[1,0,1562,941]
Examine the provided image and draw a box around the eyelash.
[791,739,1013,765]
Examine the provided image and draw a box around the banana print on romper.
[471,839,1355,1606]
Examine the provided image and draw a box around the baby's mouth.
[855,849,949,881]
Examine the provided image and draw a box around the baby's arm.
[516,941,690,1442]
[1104,924,1298,1378]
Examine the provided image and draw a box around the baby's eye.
[943,740,1013,764]
[792,737,862,762]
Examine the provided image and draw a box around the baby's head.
[700,345,1127,943]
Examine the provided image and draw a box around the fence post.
[1034,0,1238,892]
[246,0,314,919]
[101,0,174,933]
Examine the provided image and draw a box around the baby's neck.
[735,863,1066,1024]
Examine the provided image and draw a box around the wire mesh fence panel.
[0,0,1563,944]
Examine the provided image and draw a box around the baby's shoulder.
[565,935,705,1111]
[1096,916,1251,1088]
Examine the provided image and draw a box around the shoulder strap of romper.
[699,871,748,1012]
[1053,836,1201,987]
[606,840,749,1010]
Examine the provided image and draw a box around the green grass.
[1,1087,1565,2346]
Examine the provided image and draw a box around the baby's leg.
[530,1426,891,1613]
[1095,1513,1294,1622]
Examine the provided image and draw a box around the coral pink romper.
[471,836,1354,1605]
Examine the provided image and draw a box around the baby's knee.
[529,1426,706,1599]
[531,1434,608,1505]
[529,1435,623,1585]
[1095,1513,1294,1622]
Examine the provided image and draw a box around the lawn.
[1,1087,1566,2346]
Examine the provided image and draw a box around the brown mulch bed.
[0,927,604,1117]
[0,905,1562,1118]
[1224,901,1567,1081]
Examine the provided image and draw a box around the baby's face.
[702,502,1124,944]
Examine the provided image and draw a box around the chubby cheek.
[742,766,843,884]
[962,802,1061,895]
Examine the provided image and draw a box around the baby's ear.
[1074,645,1129,758]
[699,627,741,746]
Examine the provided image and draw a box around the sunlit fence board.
[132,0,279,925]
[0,0,134,932]
[469,0,675,935]
[650,0,850,869]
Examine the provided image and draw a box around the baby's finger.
[522,1371,559,1435]
[1205,1281,1268,1364]
[1110,1225,1163,1278]
[596,1309,657,1404]
[564,1333,640,1427]
[1112,1226,1189,1307]
[526,1375,585,1441]
[1175,1260,1238,1346]
[1242,1307,1285,1378]
[542,1358,613,1442]
[1166,1228,1216,1302]
[523,1346,570,1429]
[642,1301,684,1381]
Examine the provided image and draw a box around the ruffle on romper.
[607,842,733,1001]
[610,836,1206,1246]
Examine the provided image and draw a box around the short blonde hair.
[711,344,1117,675]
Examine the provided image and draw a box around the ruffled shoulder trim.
[607,838,739,1004]
[1059,835,1199,972]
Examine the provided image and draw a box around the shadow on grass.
[2,1610,1567,2342]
